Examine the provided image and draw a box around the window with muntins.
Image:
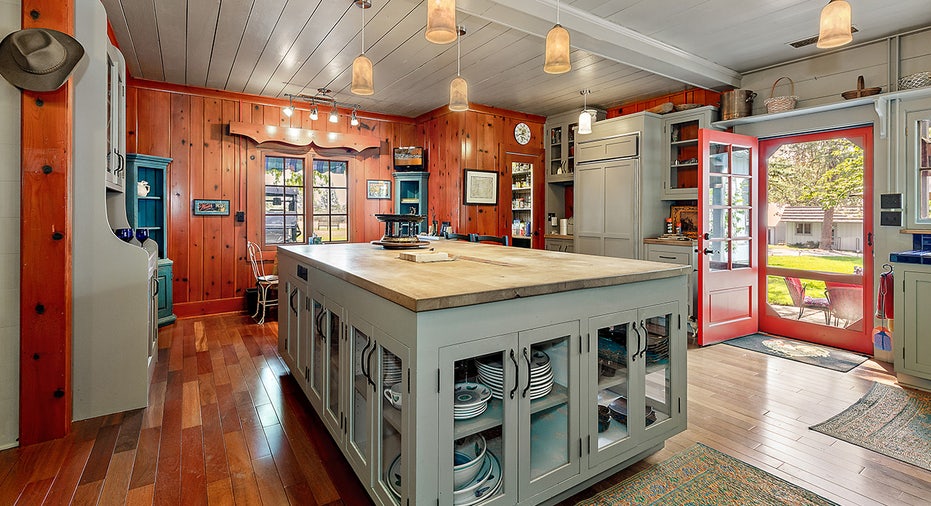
[795,223,812,235]
[312,159,349,242]
[264,155,305,245]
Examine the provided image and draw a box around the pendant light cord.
[361,4,365,54]
[556,0,560,25]
[457,29,461,77]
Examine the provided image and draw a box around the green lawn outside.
[766,252,863,306]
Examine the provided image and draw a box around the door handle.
[521,347,532,399]
[702,248,714,255]
[509,349,519,399]
[639,320,648,359]
[366,342,377,389]
[631,322,642,362]
[289,289,298,314]
[360,337,371,384]
[867,232,873,247]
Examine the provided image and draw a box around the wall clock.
[514,122,531,145]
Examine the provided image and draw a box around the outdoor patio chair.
[825,282,864,329]
[784,276,830,325]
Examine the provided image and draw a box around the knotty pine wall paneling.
[128,81,416,316]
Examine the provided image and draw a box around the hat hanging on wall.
[0,28,85,92]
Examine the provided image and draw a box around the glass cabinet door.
[639,302,682,438]
[518,321,580,496]
[309,295,325,410]
[374,331,408,506]
[439,334,518,506]
[321,298,344,439]
[345,317,374,484]
[588,310,637,467]
[282,281,301,376]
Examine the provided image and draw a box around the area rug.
[810,382,931,471]
[723,333,868,372]
[575,443,836,505]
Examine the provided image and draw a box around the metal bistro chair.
[473,234,510,246]
[783,276,830,325]
[247,241,279,324]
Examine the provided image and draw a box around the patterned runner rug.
[723,333,868,372]
[575,443,836,505]
[811,382,931,471]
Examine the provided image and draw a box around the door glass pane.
[596,322,630,450]
[327,309,341,419]
[708,208,729,239]
[708,176,729,206]
[764,137,865,333]
[454,351,505,502]
[643,314,672,430]
[732,240,751,269]
[919,120,931,221]
[381,347,403,505]
[732,146,751,175]
[732,209,751,237]
[529,336,570,482]
[350,326,370,466]
[731,177,751,206]
[312,299,324,397]
[707,240,729,271]
[708,143,729,173]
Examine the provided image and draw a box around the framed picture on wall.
[463,169,498,205]
[671,205,698,238]
[192,199,230,216]
[366,180,391,199]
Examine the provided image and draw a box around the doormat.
[723,333,868,372]
[574,443,836,506]
[811,383,931,471]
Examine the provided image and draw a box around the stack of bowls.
[645,333,669,364]
[453,435,502,505]
[453,382,491,420]
[383,354,402,385]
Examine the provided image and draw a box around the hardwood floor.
[1,313,928,505]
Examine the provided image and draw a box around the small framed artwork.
[192,199,230,216]
[366,179,391,199]
[671,205,698,238]
[463,169,498,205]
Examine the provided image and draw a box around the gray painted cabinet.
[893,266,931,390]
[277,247,687,505]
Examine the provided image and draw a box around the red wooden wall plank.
[19,0,74,445]
[169,93,191,304]
[221,100,239,300]
[188,96,206,304]
[201,98,223,301]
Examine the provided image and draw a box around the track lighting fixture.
[351,109,360,126]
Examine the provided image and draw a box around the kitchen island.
[277,241,689,506]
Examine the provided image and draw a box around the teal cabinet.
[126,153,175,326]
[393,171,429,234]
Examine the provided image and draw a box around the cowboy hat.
[0,28,85,92]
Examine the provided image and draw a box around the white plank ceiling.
[100,0,931,118]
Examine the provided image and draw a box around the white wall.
[0,0,21,450]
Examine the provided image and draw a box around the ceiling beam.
[458,0,743,90]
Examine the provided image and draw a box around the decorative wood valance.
[228,122,383,152]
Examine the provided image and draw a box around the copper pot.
[720,89,756,120]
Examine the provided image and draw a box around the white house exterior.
[775,206,864,252]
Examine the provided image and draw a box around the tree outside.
[767,140,863,250]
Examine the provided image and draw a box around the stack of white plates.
[476,351,554,400]
[527,350,554,400]
[475,358,505,399]
[454,383,491,420]
[383,354,402,385]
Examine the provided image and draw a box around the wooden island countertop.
[278,241,689,312]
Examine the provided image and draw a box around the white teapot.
[137,180,150,197]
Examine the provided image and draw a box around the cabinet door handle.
[289,289,298,314]
[153,277,159,296]
[639,320,648,359]
[508,349,519,399]
[658,255,676,260]
[522,347,532,399]
[631,322,641,362]
[360,336,371,384]
[366,342,377,389]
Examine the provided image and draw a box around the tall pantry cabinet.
[574,112,666,259]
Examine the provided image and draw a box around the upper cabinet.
[662,106,719,200]
[105,41,127,192]
[546,109,606,184]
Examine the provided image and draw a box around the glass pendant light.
[351,1,374,95]
[310,101,318,121]
[426,0,457,44]
[578,90,592,135]
[544,0,570,74]
[449,26,468,112]
[350,109,360,126]
[283,95,294,117]
[329,104,339,123]
[816,0,852,49]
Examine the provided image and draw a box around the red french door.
[758,127,873,354]
[698,130,760,345]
